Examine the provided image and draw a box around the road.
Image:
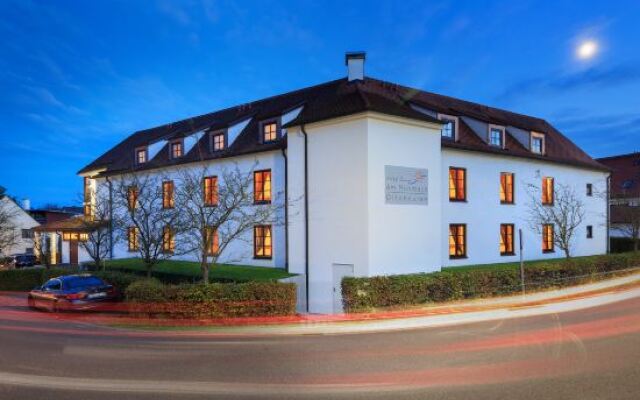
[0,292,639,400]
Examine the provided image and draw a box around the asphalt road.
[0,293,639,400]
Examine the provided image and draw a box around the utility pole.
[519,229,525,296]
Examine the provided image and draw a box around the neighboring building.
[597,152,640,239]
[0,195,40,257]
[30,207,84,265]
[75,53,608,313]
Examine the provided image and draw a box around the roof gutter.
[301,124,310,313]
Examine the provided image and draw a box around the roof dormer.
[488,124,506,148]
[169,139,183,159]
[531,132,545,155]
[260,119,280,143]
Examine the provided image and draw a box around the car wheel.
[27,297,36,310]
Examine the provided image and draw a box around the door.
[332,264,354,314]
[69,241,78,265]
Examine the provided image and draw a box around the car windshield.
[63,276,105,290]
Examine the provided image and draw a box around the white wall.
[441,149,608,267]
[0,197,39,256]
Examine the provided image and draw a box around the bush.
[611,237,639,253]
[125,281,297,318]
[0,267,141,292]
[342,252,640,312]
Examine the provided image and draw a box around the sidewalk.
[102,271,640,335]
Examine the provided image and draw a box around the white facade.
[0,196,39,256]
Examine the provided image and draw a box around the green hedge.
[611,237,639,253]
[125,279,297,318]
[0,268,140,292]
[342,252,640,312]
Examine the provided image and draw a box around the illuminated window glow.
[254,225,272,259]
[128,227,138,251]
[542,224,554,252]
[254,170,272,204]
[449,167,466,201]
[500,224,515,255]
[542,177,554,205]
[262,122,278,142]
[162,226,175,253]
[205,227,219,256]
[162,181,175,209]
[203,176,218,206]
[449,224,466,258]
[500,172,514,204]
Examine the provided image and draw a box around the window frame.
[135,146,148,165]
[127,186,138,211]
[531,132,546,155]
[209,130,227,152]
[260,119,280,143]
[203,176,218,207]
[127,227,139,252]
[205,226,220,256]
[437,113,458,141]
[162,180,175,209]
[586,183,593,197]
[83,177,92,217]
[169,139,184,159]
[448,224,467,259]
[586,225,593,239]
[253,225,273,259]
[542,224,555,253]
[488,124,505,148]
[542,177,554,206]
[253,169,272,205]
[500,223,515,256]
[162,226,175,254]
[500,172,515,204]
[448,167,467,202]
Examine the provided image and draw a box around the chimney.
[22,199,31,210]
[345,51,366,82]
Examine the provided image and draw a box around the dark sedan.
[13,254,38,268]
[27,274,120,312]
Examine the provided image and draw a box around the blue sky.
[1,0,639,207]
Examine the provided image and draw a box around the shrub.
[342,252,640,312]
[0,267,141,292]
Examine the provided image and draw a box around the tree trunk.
[564,248,571,259]
[145,258,152,278]
[201,252,209,284]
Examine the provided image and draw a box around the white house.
[0,195,39,257]
[73,53,609,313]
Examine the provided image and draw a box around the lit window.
[262,122,278,142]
[449,167,466,201]
[542,177,554,205]
[439,115,457,140]
[127,186,138,210]
[136,147,148,164]
[254,170,272,204]
[83,177,92,217]
[254,225,272,259]
[162,226,175,253]
[211,132,225,151]
[162,181,175,209]
[205,226,219,256]
[500,172,515,204]
[500,224,515,256]
[586,183,593,197]
[586,225,593,239]
[489,127,504,147]
[531,132,545,154]
[128,227,138,251]
[542,224,554,252]
[203,176,218,206]
[449,224,467,258]
[62,232,88,242]
[170,141,183,159]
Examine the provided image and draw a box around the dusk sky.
[1,0,639,207]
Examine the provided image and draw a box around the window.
[254,170,272,204]
[127,227,138,251]
[162,181,174,209]
[438,114,457,140]
[21,229,33,239]
[262,121,278,142]
[586,183,593,197]
[205,227,219,256]
[542,177,554,205]
[531,132,545,155]
[587,225,593,239]
[500,172,515,204]
[500,224,515,256]
[83,177,91,217]
[170,140,183,159]
[211,132,225,151]
[162,226,175,253]
[136,147,148,164]
[489,126,504,147]
[449,224,467,258]
[542,224,554,252]
[254,225,272,259]
[449,167,466,201]
[203,176,218,206]
[62,232,89,242]
[127,186,138,210]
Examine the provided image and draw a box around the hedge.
[125,279,297,318]
[0,268,140,292]
[342,252,640,312]
[611,237,639,253]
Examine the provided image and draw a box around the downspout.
[105,176,114,259]
[301,125,310,313]
[281,148,289,272]
[606,174,611,254]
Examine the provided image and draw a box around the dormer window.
[531,132,545,155]
[438,114,458,141]
[210,131,225,152]
[488,125,505,148]
[261,120,279,143]
[135,147,148,164]
[170,140,183,159]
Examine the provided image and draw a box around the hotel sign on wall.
[384,165,428,205]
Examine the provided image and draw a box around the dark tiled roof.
[80,77,607,176]
[597,152,640,198]
[611,205,640,224]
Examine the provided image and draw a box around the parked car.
[27,274,120,312]
[11,254,38,268]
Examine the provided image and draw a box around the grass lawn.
[103,258,294,282]
[441,254,603,273]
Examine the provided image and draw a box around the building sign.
[385,165,428,205]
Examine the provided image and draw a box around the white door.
[332,263,354,314]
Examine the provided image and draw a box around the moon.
[577,40,598,60]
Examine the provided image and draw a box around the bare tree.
[527,182,585,258]
[79,190,112,270]
[111,173,185,277]
[33,232,52,269]
[174,164,286,283]
[0,196,18,256]
[612,205,640,251]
